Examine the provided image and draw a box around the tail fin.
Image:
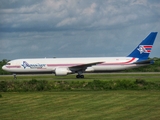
[128,32,157,59]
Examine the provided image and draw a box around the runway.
[0,72,160,77]
[0,72,160,82]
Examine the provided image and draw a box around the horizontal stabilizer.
[133,59,154,64]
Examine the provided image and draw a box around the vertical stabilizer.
[128,32,157,59]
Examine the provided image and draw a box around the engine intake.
[55,68,71,76]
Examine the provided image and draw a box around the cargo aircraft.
[2,32,158,78]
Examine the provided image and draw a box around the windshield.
[6,63,11,65]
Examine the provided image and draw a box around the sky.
[0,0,160,60]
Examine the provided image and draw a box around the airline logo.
[22,61,46,69]
[137,45,152,54]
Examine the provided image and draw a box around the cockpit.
[6,63,11,65]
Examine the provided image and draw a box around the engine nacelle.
[55,68,71,76]
[85,67,94,72]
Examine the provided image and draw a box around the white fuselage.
[2,32,157,77]
[2,57,145,74]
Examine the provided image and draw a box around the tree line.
[0,58,160,75]
[0,59,10,75]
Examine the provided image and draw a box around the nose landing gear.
[13,73,17,79]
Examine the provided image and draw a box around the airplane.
[2,32,158,78]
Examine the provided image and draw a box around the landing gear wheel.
[76,75,84,78]
[80,75,84,78]
[76,75,80,78]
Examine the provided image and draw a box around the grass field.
[0,91,160,120]
[0,73,160,120]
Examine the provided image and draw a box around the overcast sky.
[0,0,160,60]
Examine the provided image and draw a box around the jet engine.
[55,68,71,76]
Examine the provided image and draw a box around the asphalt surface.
[0,72,160,77]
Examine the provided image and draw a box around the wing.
[69,62,104,71]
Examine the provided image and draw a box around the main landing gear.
[76,71,84,78]
[76,75,84,78]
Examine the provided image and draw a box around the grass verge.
[0,91,160,120]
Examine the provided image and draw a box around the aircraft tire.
[80,75,84,78]
[76,75,80,78]
[76,75,84,78]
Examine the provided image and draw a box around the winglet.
[128,32,158,59]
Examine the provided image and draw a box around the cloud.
[0,0,160,60]
[1,0,159,31]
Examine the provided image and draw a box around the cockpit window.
[6,63,11,65]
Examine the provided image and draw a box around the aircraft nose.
[2,65,7,71]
